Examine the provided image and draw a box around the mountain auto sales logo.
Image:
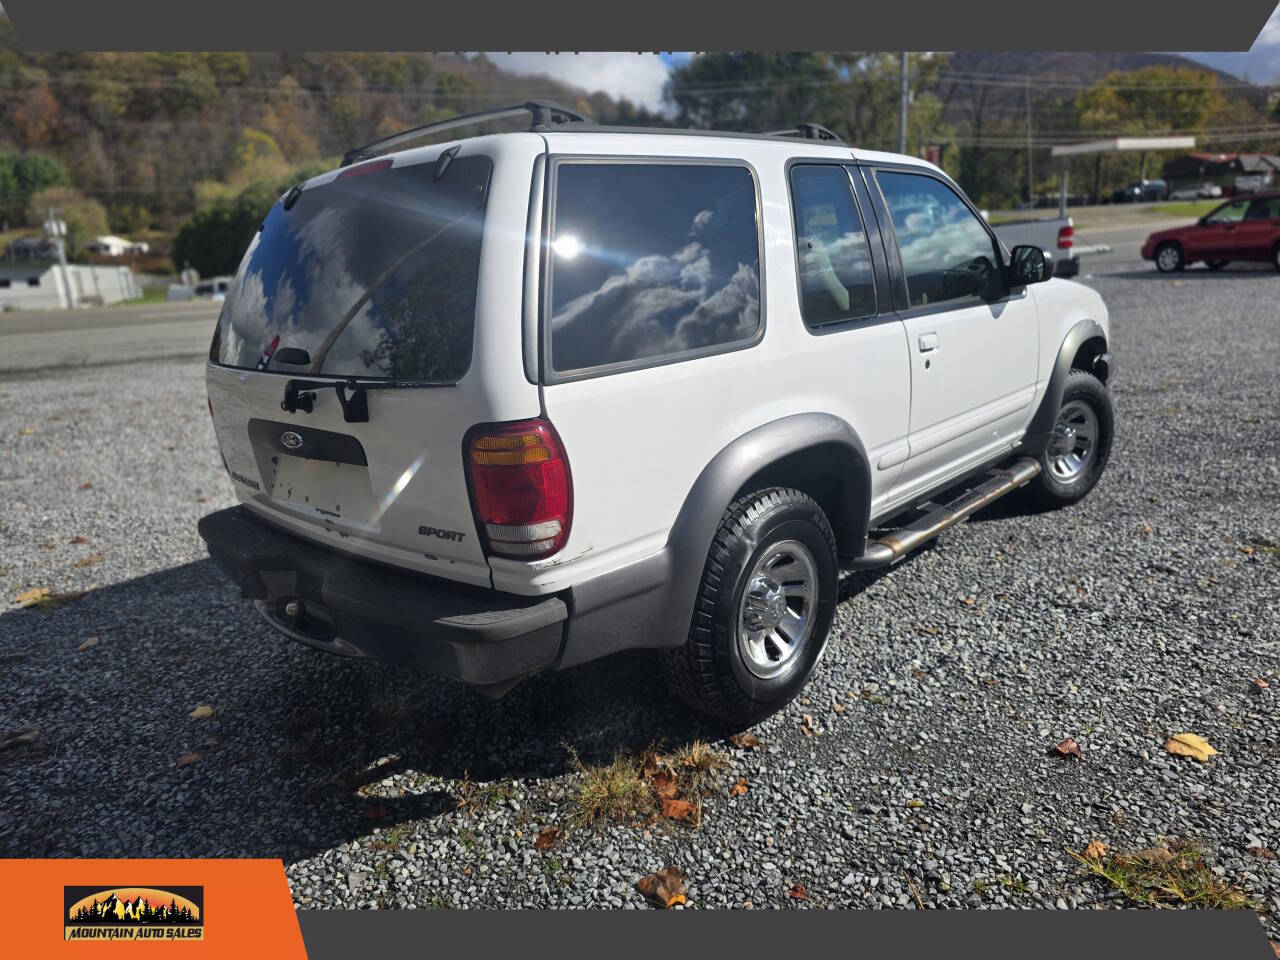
[63,885,204,941]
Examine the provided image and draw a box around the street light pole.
[898,52,909,155]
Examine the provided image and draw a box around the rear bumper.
[198,506,567,685]
[1053,255,1079,278]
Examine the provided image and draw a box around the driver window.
[1205,200,1250,224]
[876,171,1003,308]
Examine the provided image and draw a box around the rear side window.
[1246,196,1280,220]
[789,165,876,326]
[876,171,1003,308]
[211,154,492,381]
[547,161,761,375]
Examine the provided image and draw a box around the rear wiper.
[281,376,449,423]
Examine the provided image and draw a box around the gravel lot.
[1,261,1277,929]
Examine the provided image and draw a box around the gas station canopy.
[1050,136,1197,158]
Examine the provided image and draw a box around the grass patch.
[1150,200,1219,219]
[112,286,169,306]
[567,740,731,828]
[455,774,513,815]
[368,822,412,853]
[1069,841,1254,909]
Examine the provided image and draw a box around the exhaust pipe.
[851,458,1041,570]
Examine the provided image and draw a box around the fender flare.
[559,413,871,667]
[1021,318,1108,454]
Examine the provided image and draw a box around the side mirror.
[1007,244,1051,286]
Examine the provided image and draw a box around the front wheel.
[1027,369,1114,508]
[661,487,838,726]
[1155,243,1184,273]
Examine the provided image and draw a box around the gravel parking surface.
[1,261,1277,929]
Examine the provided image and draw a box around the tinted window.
[548,162,761,374]
[212,154,491,381]
[877,171,1003,308]
[789,165,876,326]
[1205,199,1250,224]
[1245,196,1280,220]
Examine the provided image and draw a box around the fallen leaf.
[19,427,36,436]
[730,778,749,797]
[189,705,214,720]
[69,535,89,545]
[0,726,39,751]
[40,540,55,549]
[960,596,976,606]
[77,636,99,651]
[362,803,388,820]
[533,826,562,851]
[1052,737,1082,759]
[1270,940,1279,959]
[1139,524,1153,535]
[177,752,201,767]
[1247,845,1275,861]
[1240,545,1254,556]
[1125,848,1174,866]
[73,553,105,568]
[1084,840,1107,860]
[196,495,210,504]
[729,731,761,750]
[1164,733,1217,763]
[12,587,50,606]
[1252,678,1270,693]
[651,770,678,799]
[788,882,807,900]
[906,799,925,809]
[661,798,695,822]
[831,702,846,714]
[79,481,92,490]
[636,866,687,908]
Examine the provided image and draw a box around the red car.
[1142,191,1280,272]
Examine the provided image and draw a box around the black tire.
[1154,242,1184,273]
[1272,242,1280,273]
[1027,369,1114,509]
[1207,260,1230,271]
[661,487,838,726]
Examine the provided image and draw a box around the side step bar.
[847,458,1041,571]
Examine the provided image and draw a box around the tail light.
[466,418,572,560]
[1057,225,1074,249]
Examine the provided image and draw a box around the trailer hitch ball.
[283,600,303,619]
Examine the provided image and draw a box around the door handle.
[918,334,939,353]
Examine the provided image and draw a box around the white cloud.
[1185,3,1280,83]
[481,52,674,113]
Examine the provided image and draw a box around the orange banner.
[0,859,305,957]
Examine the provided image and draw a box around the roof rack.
[761,123,846,145]
[340,100,591,167]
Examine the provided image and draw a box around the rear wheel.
[1207,260,1229,271]
[661,487,838,726]
[1027,370,1114,508]
[1155,242,1184,272]
[1272,243,1280,272]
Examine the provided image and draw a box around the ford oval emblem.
[280,431,304,450]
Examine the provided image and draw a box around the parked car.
[1168,183,1223,201]
[1142,191,1280,272]
[990,214,1079,277]
[197,102,1115,723]
[1112,179,1168,203]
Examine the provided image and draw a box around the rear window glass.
[211,154,492,381]
[547,162,761,375]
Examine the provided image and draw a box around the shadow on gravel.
[0,559,738,862]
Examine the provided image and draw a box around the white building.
[0,262,142,310]
[85,235,151,257]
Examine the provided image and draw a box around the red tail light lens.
[1057,225,1074,249]
[466,419,572,559]
[336,158,393,181]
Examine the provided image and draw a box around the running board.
[847,458,1041,571]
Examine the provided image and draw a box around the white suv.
[199,102,1114,725]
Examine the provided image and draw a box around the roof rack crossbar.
[762,123,846,145]
[340,100,591,167]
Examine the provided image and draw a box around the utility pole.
[48,206,75,309]
[898,52,909,155]
[1025,77,1033,206]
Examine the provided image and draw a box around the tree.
[27,185,108,256]
[0,151,67,224]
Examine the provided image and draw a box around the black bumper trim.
[198,506,567,685]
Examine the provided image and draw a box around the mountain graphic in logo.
[64,886,203,941]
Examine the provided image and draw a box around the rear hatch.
[205,137,543,587]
